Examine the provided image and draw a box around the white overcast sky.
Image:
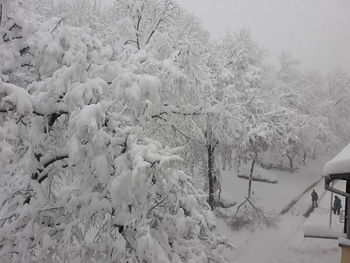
[175,0,350,74]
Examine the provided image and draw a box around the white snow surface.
[0,81,33,114]
[323,143,350,175]
[216,154,344,263]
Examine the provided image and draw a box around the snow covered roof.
[323,143,350,175]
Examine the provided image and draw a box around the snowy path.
[217,155,344,262]
[232,178,327,263]
[279,177,323,215]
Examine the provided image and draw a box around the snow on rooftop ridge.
[323,143,350,175]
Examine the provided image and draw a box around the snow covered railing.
[325,175,350,198]
[303,225,346,240]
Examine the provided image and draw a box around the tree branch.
[2,23,22,41]
[171,125,190,142]
[20,46,30,56]
[24,153,69,204]
[0,4,2,26]
[51,17,64,34]
[124,39,138,45]
[31,154,69,181]
[148,185,175,213]
[334,97,343,106]
[151,105,202,119]
[3,36,22,42]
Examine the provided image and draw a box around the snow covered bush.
[0,2,229,262]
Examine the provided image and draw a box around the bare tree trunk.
[190,160,194,176]
[207,143,215,210]
[222,153,226,171]
[0,3,2,26]
[248,154,256,199]
[313,147,317,159]
[286,154,294,172]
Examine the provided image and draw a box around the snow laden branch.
[31,153,69,183]
[0,2,229,262]
[1,0,345,261]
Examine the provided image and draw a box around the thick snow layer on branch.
[0,2,231,262]
[68,135,81,165]
[30,116,45,147]
[99,45,114,61]
[69,103,104,140]
[136,226,170,263]
[139,74,161,106]
[31,93,68,115]
[112,73,161,108]
[0,82,33,114]
[110,136,184,225]
[0,140,14,166]
[89,61,121,83]
[64,77,108,109]
[91,154,110,183]
[113,72,140,107]
[323,143,350,175]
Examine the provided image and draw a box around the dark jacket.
[334,197,342,209]
[311,191,318,201]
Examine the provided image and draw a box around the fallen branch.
[237,174,278,184]
[235,198,267,221]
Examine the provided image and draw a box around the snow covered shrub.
[0,2,228,262]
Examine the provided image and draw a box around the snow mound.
[218,192,237,208]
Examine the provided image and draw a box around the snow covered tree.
[323,69,350,142]
[256,52,341,170]
[237,111,277,197]
[28,0,181,50]
[0,2,229,262]
[212,29,266,178]
[26,0,227,212]
[181,28,266,207]
[277,50,301,85]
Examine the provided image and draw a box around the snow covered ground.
[216,154,346,263]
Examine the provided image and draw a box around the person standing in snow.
[311,189,318,208]
[333,195,342,215]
